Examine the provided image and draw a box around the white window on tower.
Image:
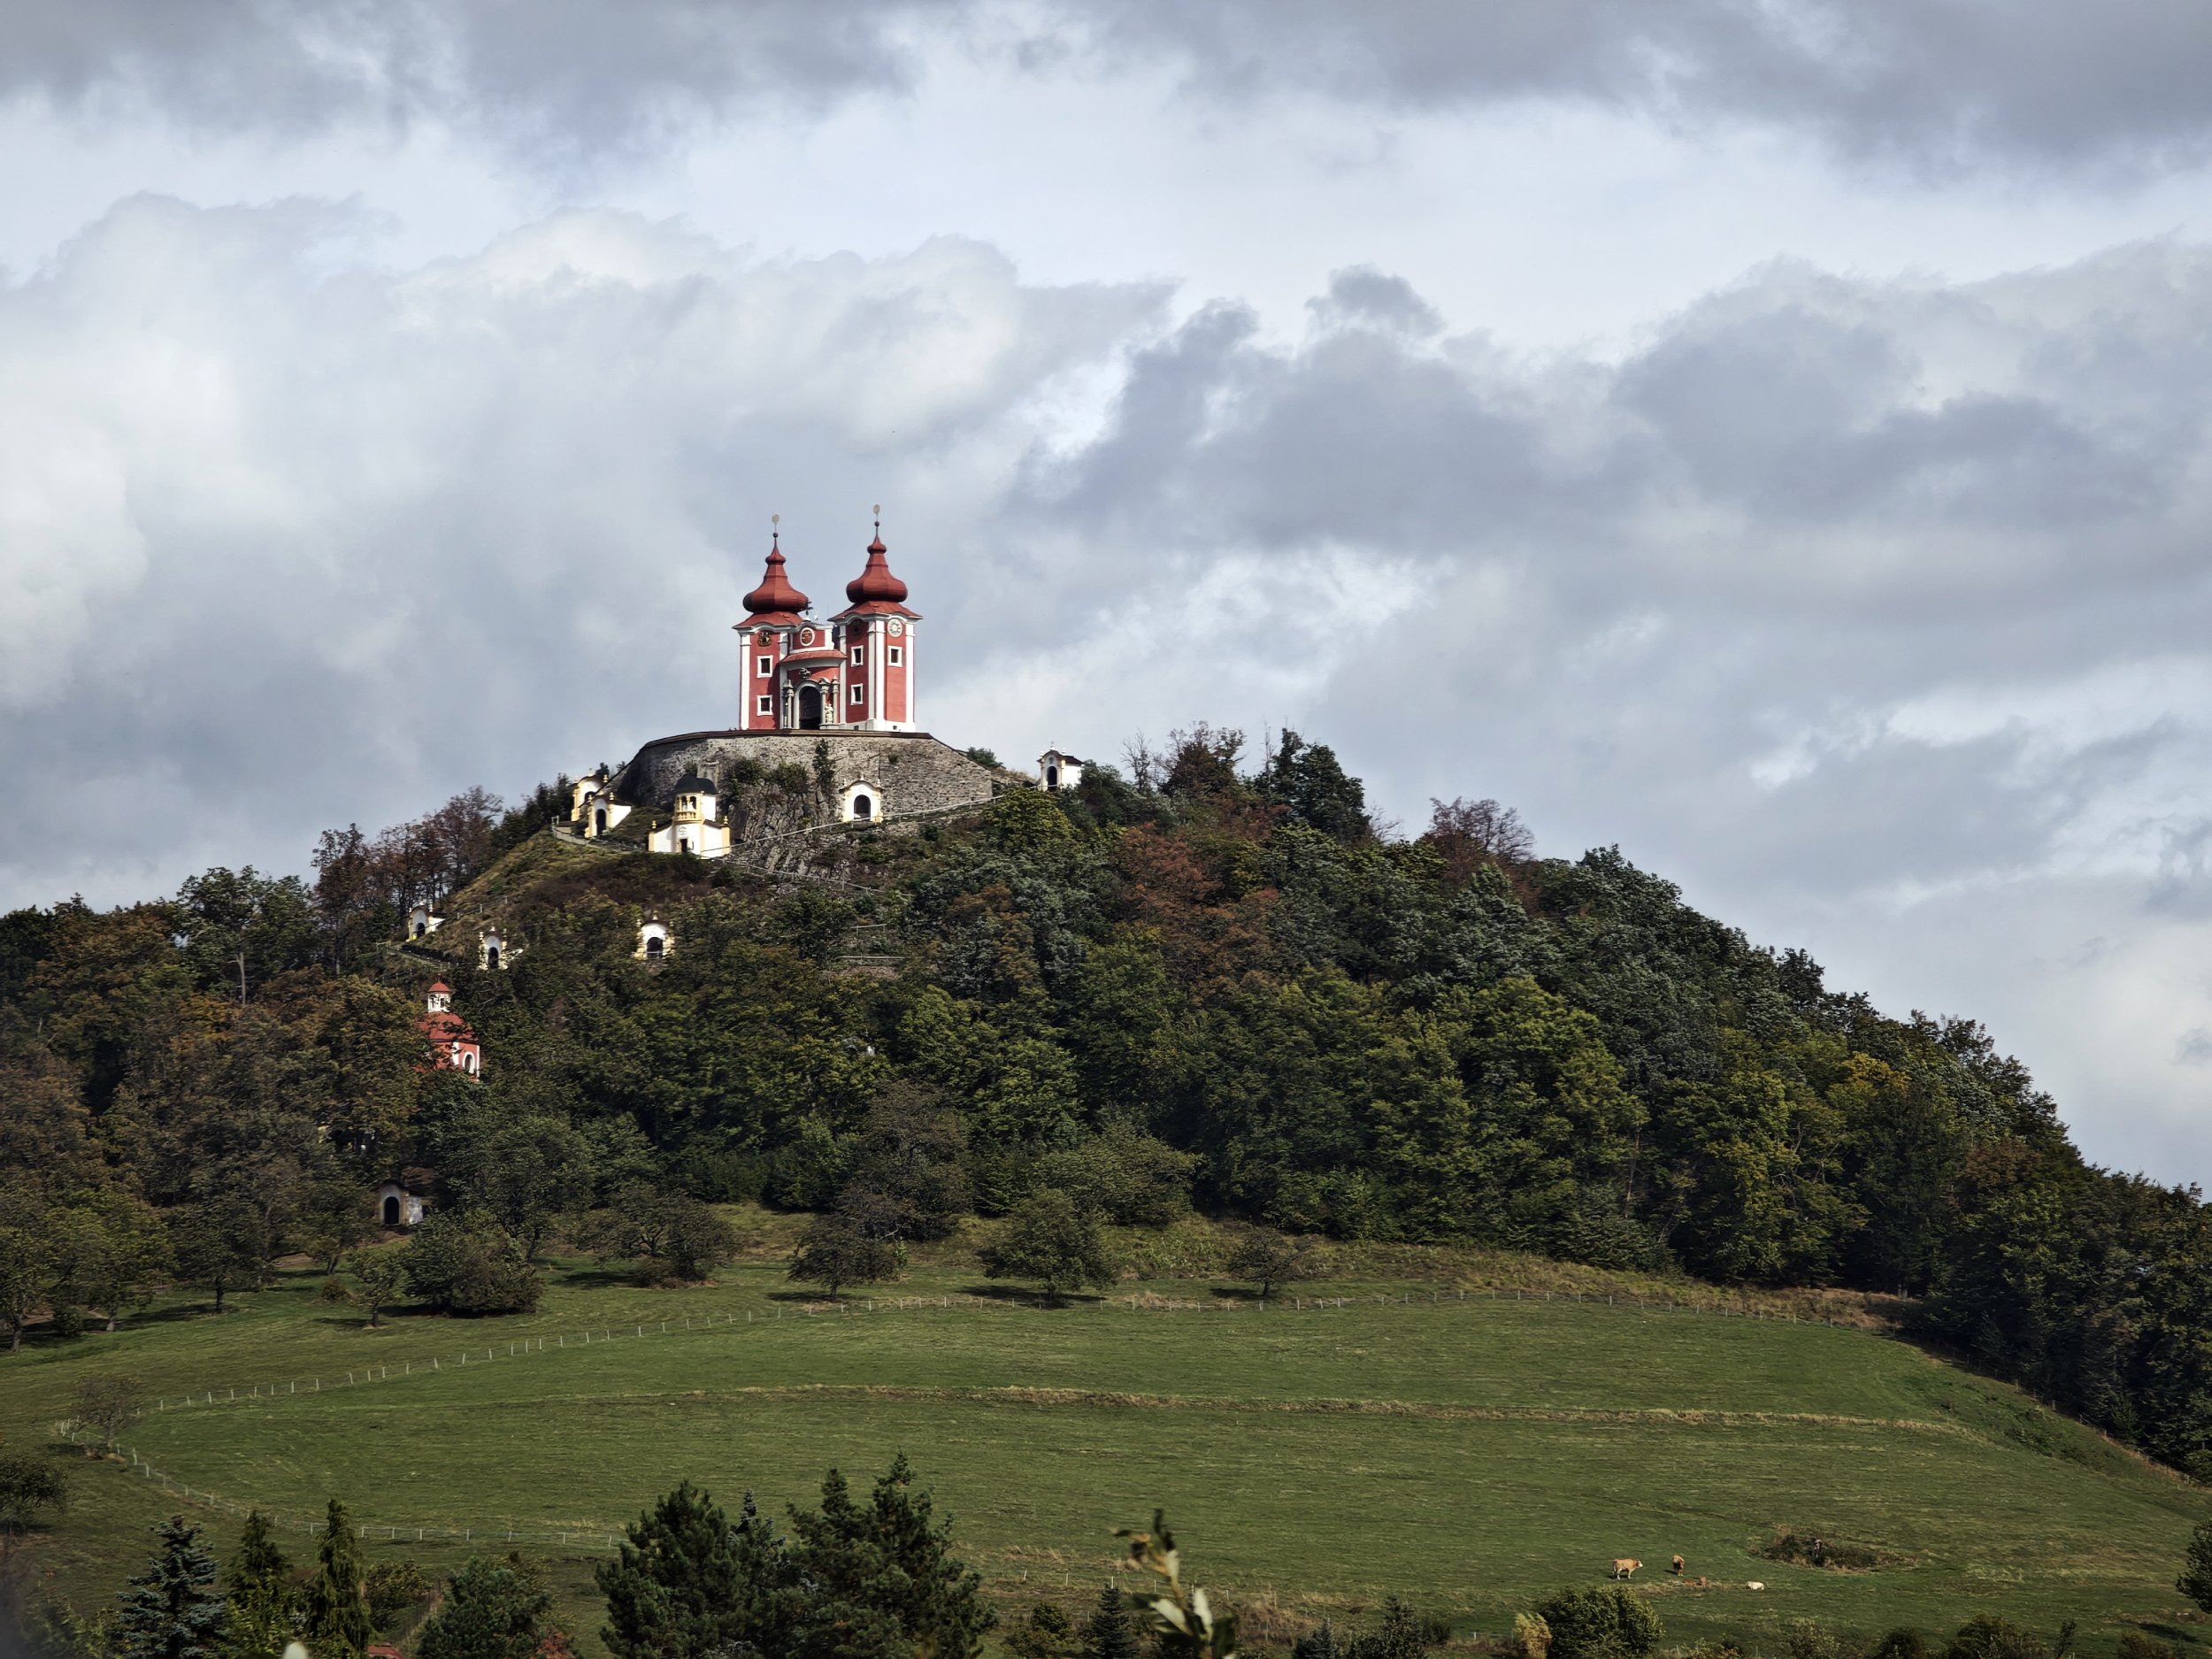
[849,682,864,704]
[756,695,772,715]
[850,646,864,665]
[887,646,903,666]
[757,655,772,676]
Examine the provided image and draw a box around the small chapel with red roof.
[733,511,919,733]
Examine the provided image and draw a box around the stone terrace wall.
[612,730,1001,824]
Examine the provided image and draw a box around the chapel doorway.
[382,1194,401,1226]
[799,684,824,729]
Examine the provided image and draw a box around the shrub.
[1869,1632,1929,1659]
[365,1560,434,1631]
[1531,1586,1661,1659]
[1947,1616,2051,1659]
[2118,1633,2178,1659]
[983,1191,1116,1304]
[403,1213,542,1315]
[1031,1126,1194,1227]
[1763,1531,1883,1571]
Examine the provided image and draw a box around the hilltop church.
[565,519,1074,852]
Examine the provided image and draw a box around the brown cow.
[1611,1559,1641,1580]
[1670,1556,1685,1577]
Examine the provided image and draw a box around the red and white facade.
[732,523,919,733]
[420,980,481,1077]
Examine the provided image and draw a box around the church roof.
[833,526,918,619]
[740,534,809,626]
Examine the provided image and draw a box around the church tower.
[732,515,921,733]
[829,514,920,733]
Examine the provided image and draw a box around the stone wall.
[611,730,1002,825]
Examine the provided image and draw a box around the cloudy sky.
[8,1,2212,1180]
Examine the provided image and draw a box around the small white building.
[636,913,672,963]
[374,1180,426,1229]
[839,780,887,825]
[1038,749,1085,792]
[649,772,733,858]
[572,767,634,840]
[407,902,446,939]
[479,924,512,971]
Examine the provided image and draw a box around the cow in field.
[1670,1556,1685,1577]
[1611,1559,1641,1580]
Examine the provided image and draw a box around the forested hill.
[4,726,2209,1472]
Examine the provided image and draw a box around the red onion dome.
[845,528,909,604]
[743,536,810,618]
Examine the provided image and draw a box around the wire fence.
[82,1283,1906,1551]
[138,1286,1877,1418]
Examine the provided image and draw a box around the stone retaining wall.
[612,730,1002,824]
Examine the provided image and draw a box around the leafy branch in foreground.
[1117,1510,1238,1659]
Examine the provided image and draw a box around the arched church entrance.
[799,684,824,729]
[382,1194,401,1226]
[594,808,606,833]
[852,792,873,822]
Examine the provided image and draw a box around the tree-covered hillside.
[5,726,2208,1472]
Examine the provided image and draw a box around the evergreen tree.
[113,1517,226,1659]
[303,1499,371,1659]
[1082,1582,1141,1659]
[1292,1624,1340,1659]
[787,1454,995,1659]
[2179,1518,2212,1615]
[417,1556,555,1659]
[223,1509,294,1659]
[595,1480,749,1659]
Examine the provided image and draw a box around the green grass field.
[5,1239,2207,1657]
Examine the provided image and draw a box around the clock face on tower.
[799,627,815,645]
[887,619,904,636]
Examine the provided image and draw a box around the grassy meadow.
[4,1219,2206,1656]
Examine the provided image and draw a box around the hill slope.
[5,1236,2202,1656]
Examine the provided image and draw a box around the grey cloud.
[2,0,951,160]
[1069,0,2212,173]
[12,0,2212,174]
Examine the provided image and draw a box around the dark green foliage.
[0,1449,67,1538]
[1294,1623,1340,1659]
[9,727,2212,1475]
[2117,1632,2178,1659]
[595,1480,751,1659]
[365,1559,434,1631]
[1869,1630,1930,1659]
[303,1499,372,1659]
[403,1212,543,1314]
[1343,1597,1432,1659]
[1532,1586,1662,1659]
[1225,1225,1320,1299]
[1004,1601,1077,1659]
[1082,1582,1141,1659]
[113,1517,226,1659]
[788,1203,904,1297]
[417,1555,556,1659]
[588,1184,738,1283]
[983,1190,1116,1303]
[1258,731,1371,841]
[600,1459,991,1659]
[2178,1518,2212,1613]
[786,1454,995,1659]
[223,1510,294,1659]
[1031,1125,1194,1226]
[1947,1616,2052,1659]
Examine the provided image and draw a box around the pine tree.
[788,1453,995,1659]
[417,1555,554,1659]
[113,1516,227,1659]
[595,1480,749,1659]
[303,1499,372,1659]
[224,1509,294,1659]
[2179,1518,2212,1614]
[1082,1582,1141,1659]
